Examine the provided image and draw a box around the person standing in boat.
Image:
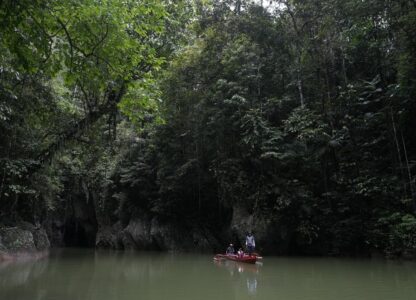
[245,232,255,255]
[226,243,235,255]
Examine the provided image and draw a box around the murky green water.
[1,249,416,300]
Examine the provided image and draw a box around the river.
[1,249,416,300]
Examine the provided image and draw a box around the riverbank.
[0,250,49,263]
[0,222,50,262]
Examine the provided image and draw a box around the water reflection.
[214,259,261,295]
[247,277,257,295]
[0,255,49,289]
[1,250,416,300]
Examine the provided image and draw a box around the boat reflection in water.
[214,258,261,295]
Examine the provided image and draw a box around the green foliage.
[110,0,416,256]
[0,0,183,222]
[375,213,416,257]
[1,0,416,257]
[118,77,164,129]
[284,107,330,142]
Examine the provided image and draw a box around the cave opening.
[63,219,97,248]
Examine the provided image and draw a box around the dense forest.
[1,0,416,258]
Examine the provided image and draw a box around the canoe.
[214,254,257,264]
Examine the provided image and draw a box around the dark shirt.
[226,246,235,254]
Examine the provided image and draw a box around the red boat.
[213,254,257,264]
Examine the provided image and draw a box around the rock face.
[0,222,50,258]
[95,222,123,249]
[0,227,35,252]
[96,211,221,252]
[229,205,288,254]
[43,177,98,248]
[95,206,283,254]
[19,222,50,251]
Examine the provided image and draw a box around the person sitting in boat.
[226,243,235,255]
[237,248,244,258]
[245,232,255,255]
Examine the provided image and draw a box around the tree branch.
[30,81,127,173]
[56,17,115,71]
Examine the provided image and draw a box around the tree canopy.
[1,0,416,257]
